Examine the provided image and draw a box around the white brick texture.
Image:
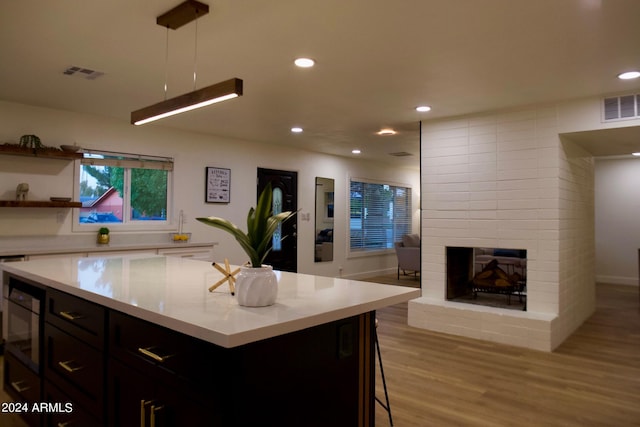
[410,106,595,351]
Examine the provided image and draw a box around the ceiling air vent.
[388,151,413,157]
[603,94,639,121]
[63,66,104,80]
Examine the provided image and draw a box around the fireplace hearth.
[446,247,527,311]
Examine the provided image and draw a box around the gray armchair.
[394,234,420,279]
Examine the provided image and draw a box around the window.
[271,186,283,251]
[349,179,412,252]
[75,150,173,229]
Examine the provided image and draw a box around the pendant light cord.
[193,13,199,90]
[162,11,201,100]
[164,26,169,100]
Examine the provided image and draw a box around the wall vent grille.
[63,66,104,80]
[603,94,640,121]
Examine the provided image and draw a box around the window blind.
[81,150,174,171]
[349,180,412,251]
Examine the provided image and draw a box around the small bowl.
[170,232,191,243]
[60,144,81,152]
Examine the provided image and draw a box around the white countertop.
[1,255,420,348]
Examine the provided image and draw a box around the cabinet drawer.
[44,323,104,417]
[44,379,100,427]
[158,246,213,261]
[109,358,219,427]
[46,288,106,349]
[3,352,42,427]
[109,310,220,387]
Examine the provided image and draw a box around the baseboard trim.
[596,275,639,286]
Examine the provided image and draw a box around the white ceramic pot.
[235,265,278,307]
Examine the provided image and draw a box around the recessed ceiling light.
[352,149,361,154]
[416,105,431,112]
[632,152,640,156]
[377,128,397,136]
[294,58,315,68]
[291,127,303,133]
[617,71,640,80]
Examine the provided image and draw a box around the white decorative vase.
[235,265,278,307]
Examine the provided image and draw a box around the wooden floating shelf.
[0,200,82,208]
[0,146,82,160]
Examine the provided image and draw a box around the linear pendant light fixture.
[131,0,243,125]
[132,78,243,125]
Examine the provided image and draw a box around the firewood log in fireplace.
[472,259,521,289]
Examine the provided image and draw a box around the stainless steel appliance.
[0,255,26,353]
[3,275,44,373]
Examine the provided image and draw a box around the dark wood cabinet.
[107,311,369,427]
[5,273,376,427]
[45,288,106,350]
[43,288,106,422]
[43,323,105,417]
[108,311,226,426]
[43,380,99,427]
[109,358,218,427]
[3,352,42,427]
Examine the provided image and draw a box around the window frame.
[348,177,412,258]
[72,150,175,233]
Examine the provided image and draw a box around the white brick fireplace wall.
[409,106,595,351]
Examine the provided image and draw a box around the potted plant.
[97,227,110,245]
[197,183,295,306]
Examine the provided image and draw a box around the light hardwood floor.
[373,280,640,426]
[1,280,638,426]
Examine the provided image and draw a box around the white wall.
[594,157,640,285]
[0,100,420,278]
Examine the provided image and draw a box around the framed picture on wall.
[206,167,231,203]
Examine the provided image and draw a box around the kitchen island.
[2,254,419,426]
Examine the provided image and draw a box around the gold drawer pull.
[58,422,73,427]
[11,380,30,393]
[151,404,165,427]
[58,360,84,373]
[137,346,173,363]
[141,399,155,427]
[60,311,84,321]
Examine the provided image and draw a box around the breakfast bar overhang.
[2,254,419,426]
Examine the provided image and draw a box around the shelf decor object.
[197,183,296,307]
[97,227,110,245]
[130,0,243,126]
[208,258,240,295]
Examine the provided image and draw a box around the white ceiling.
[1,0,640,167]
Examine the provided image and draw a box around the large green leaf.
[195,216,259,265]
[196,183,296,268]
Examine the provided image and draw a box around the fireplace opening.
[446,247,527,311]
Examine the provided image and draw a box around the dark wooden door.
[257,168,298,272]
